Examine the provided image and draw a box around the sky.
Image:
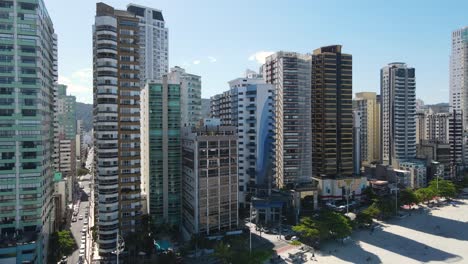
[46,0,468,104]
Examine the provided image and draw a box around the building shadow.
[319,239,382,264]
[357,228,463,263]
[389,209,468,242]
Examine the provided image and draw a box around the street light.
[112,233,125,264]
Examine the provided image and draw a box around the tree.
[399,188,420,205]
[374,197,394,219]
[213,242,233,264]
[48,231,76,263]
[362,186,377,202]
[77,168,89,176]
[319,211,352,240]
[292,217,320,244]
[428,179,457,199]
[415,187,436,203]
[356,210,373,227]
[364,203,381,218]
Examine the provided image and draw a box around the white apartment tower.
[381,63,416,166]
[228,74,275,205]
[168,66,202,127]
[127,3,169,84]
[264,52,312,187]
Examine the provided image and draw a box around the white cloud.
[58,67,92,104]
[193,60,201,65]
[208,56,217,63]
[248,51,274,64]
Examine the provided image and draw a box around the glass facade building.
[141,79,181,226]
[0,0,56,263]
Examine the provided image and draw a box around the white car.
[78,215,83,220]
[291,236,299,241]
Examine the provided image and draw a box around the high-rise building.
[353,110,362,175]
[354,92,381,165]
[264,51,312,187]
[426,112,450,143]
[127,3,168,84]
[449,110,464,177]
[181,119,238,237]
[168,66,201,127]
[311,45,353,179]
[93,3,142,255]
[228,74,275,205]
[416,111,426,144]
[450,27,468,116]
[381,63,416,166]
[141,78,181,226]
[0,1,56,263]
[210,91,232,126]
[53,84,77,183]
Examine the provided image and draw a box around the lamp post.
[249,202,252,254]
[113,233,125,264]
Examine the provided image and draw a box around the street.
[67,148,94,264]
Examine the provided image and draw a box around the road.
[68,148,94,264]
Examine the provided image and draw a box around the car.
[72,217,77,222]
[79,248,85,255]
[60,256,67,263]
[81,228,86,233]
[84,219,88,224]
[78,215,83,220]
[285,234,293,240]
[73,212,78,216]
[291,236,299,241]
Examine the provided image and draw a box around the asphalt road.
[68,195,89,264]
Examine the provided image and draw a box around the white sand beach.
[277,198,468,263]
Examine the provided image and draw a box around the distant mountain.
[76,102,93,132]
[201,98,211,118]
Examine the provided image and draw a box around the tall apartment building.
[141,78,181,225]
[93,3,142,256]
[127,3,168,83]
[264,51,312,187]
[449,110,464,177]
[450,27,468,116]
[210,91,231,126]
[181,119,238,237]
[381,63,416,166]
[228,75,275,205]
[0,1,56,263]
[54,84,77,180]
[168,66,201,127]
[426,112,450,143]
[353,110,362,175]
[354,92,381,165]
[416,111,426,144]
[311,45,354,199]
[311,45,353,180]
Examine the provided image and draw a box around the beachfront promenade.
[276,198,468,263]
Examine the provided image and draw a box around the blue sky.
[46,0,467,104]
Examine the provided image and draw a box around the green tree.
[77,168,89,176]
[320,211,353,239]
[364,203,381,218]
[428,179,457,199]
[415,187,436,203]
[292,217,320,244]
[399,188,420,205]
[374,197,394,219]
[48,231,77,263]
[362,186,377,202]
[213,242,233,264]
[356,210,373,227]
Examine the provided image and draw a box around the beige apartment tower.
[354,92,381,165]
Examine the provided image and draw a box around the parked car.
[60,256,67,264]
[291,236,299,241]
[79,215,83,220]
[72,217,77,222]
[285,234,293,240]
